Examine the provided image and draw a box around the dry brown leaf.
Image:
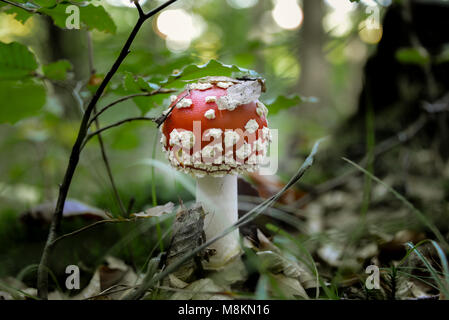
[257,229,280,253]
[209,257,247,287]
[270,274,309,299]
[73,256,138,300]
[131,202,175,218]
[248,173,306,205]
[166,204,206,282]
[170,278,230,300]
[169,274,189,289]
[216,81,262,111]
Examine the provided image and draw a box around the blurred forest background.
[1,0,449,300]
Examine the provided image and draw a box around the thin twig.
[87,31,127,216]
[94,121,127,215]
[0,0,38,13]
[154,91,190,127]
[83,117,156,148]
[36,0,180,299]
[88,88,176,127]
[86,32,96,76]
[134,0,145,18]
[50,218,134,247]
[143,0,178,19]
[85,284,137,300]
[127,197,136,216]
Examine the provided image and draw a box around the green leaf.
[395,48,430,66]
[133,93,172,115]
[123,72,151,93]
[119,60,260,114]
[264,94,310,115]
[2,6,33,24]
[0,80,46,124]
[42,60,72,80]
[160,59,259,89]
[0,41,38,80]
[121,72,171,115]
[33,0,57,8]
[39,3,117,34]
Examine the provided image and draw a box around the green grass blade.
[342,157,448,250]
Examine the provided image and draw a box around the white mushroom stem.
[196,174,242,269]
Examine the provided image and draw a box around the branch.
[0,0,38,13]
[50,218,133,247]
[95,125,127,215]
[144,0,178,19]
[86,32,96,77]
[36,0,180,300]
[87,31,127,216]
[154,91,190,127]
[88,88,176,128]
[134,0,145,18]
[83,117,156,148]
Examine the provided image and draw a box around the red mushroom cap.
[160,77,271,177]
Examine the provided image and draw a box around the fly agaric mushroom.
[160,76,271,269]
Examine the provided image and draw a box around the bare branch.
[134,0,145,18]
[36,0,180,299]
[154,91,190,127]
[0,0,38,13]
[83,117,156,149]
[87,31,127,216]
[88,88,176,127]
[50,218,134,247]
[86,32,96,76]
[144,0,178,19]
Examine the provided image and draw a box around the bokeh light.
[106,0,148,8]
[0,13,33,42]
[361,0,392,6]
[324,0,357,37]
[227,0,258,9]
[323,10,353,37]
[358,20,383,44]
[325,0,358,12]
[272,0,304,30]
[156,9,205,52]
